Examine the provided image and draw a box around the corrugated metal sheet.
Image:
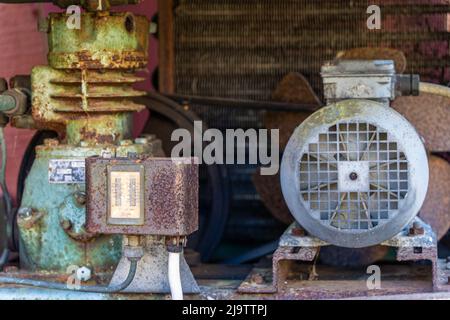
[174,0,450,107]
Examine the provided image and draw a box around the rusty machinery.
[0,0,198,298]
[239,60,450,295]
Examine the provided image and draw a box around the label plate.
[49,159,85,184]
[107,164,145,225]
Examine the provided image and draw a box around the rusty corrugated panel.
[171,0,450,107]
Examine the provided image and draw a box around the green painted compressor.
[3,6,163,274]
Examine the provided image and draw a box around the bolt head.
[349,172,358,181]
[18,207,32,219]
[74,191,86,205]
[76,266,91,282]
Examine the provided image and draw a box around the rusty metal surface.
[238,263,435,300]
[238,217,448,297]
[86,156,198,236]
[391,93,450,152]
[419,156,450,240]
[47,12,149,70]
[0,259,448,299]
[31,66,145,142]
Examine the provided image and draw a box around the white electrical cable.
[168,251,183,300]
[419,82,450,99]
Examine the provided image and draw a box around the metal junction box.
[85,156,198,236]
[321,60,396,103]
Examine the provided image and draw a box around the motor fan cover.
[280,99,428,248]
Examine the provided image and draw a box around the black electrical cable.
[0,127,11,270]
[0,257,139,293]
[222,240,279,265]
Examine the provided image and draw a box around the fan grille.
[299,121,409,231]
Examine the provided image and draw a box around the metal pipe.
[0,258,139,293]
[164,93,321,112]
[0,95,16,114]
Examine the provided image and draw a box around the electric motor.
[280,60,429,248]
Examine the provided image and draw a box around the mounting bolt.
[250,273,264,285]
[18,207,33,219]
[74,191,86,205]
[408,221,424,236]
[76,266,91,282]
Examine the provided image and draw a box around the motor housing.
[280,60,428,248]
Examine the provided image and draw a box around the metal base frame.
[238,217,450,296]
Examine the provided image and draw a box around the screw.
[349,172,358,181]
[18,207,33,219]
[74,191,86,205]
[76,266,91,282]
